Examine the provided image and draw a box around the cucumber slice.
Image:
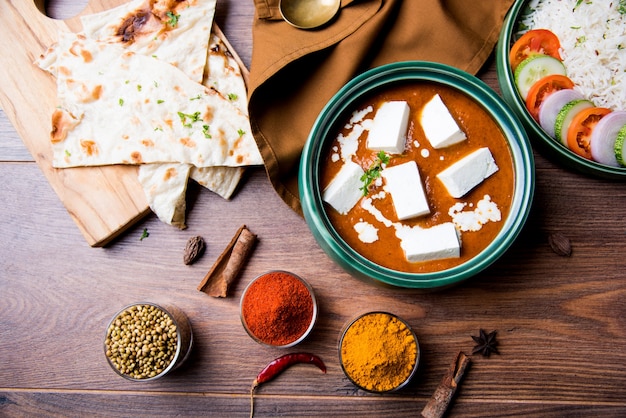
[514,55,567,100]
[615,125,626,167]
[554,99,594,146]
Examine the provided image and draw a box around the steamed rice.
[518,0,626,110]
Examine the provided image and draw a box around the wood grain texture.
[1,0,626,417]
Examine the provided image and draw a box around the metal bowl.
[240,270,318,348]
[279,0,340,30]
[338,311,420,393]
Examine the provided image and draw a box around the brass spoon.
[279,0,341,30]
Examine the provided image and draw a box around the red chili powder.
[242,271,314,346]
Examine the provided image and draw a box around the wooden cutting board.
[0,0,247,247]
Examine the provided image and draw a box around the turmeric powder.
[340,312,418,392]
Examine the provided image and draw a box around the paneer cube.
[367,101,410,154]
[399,223,461,262]
[381,161,430,220]
[322,160,365,214]
[420,94,466,149]
[437,147,499,198]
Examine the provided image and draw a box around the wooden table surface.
[2,1,626,417]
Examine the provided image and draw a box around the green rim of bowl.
[496,0,626,179]
[299,61,535,289]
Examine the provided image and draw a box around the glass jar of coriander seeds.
[104,302,193,381]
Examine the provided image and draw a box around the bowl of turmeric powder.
[240,270,318,348]
[338,311,420,393]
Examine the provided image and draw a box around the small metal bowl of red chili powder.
[240,270,318,348]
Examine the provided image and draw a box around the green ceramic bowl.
[299,61,535,289]
[496,0,626,179]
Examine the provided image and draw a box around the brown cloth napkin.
[248,0,515,216]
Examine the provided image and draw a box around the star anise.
[471,329,499,357]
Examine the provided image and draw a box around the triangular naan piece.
[80,0,215,84]
[191,166,244,199]
[203,32,249,114]
[38,32,262,169]
[188,32,251,200]
[137,163,191,229]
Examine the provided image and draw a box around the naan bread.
[204,33,249,114]
[190,165,244,199]
[137,163,191,228]
[39,32,261,169]
[188,32,251,201]
[81,0,215,84]
[37,0,257,229]
[80,0,249,226]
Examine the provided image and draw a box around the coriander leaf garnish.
[118,98,124,106]
[140,228,149,241]
[178,111,201,128]
[65,150,71,157]
[360,151,390,196]
[237,128,246,136]
[166,11,180,27]
[202,124,212,138]
[619,0,626,14]
[190,94,202,101]
[227,93,238,101]
[136,84,142,92]
[157,99,164,104]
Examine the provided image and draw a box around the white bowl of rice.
[496,0,626,179]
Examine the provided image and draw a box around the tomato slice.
[566,107,612,160]
[510,29,562,71]
[525,75,574,121]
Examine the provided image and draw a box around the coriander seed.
[104,303,193,381]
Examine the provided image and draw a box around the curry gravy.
[320,82,515,273]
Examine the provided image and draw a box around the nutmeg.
[548,232,572,257]
[183,235,206,265]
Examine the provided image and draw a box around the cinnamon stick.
[197,225,257,297]
[421,351,471,418]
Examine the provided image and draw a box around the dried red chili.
[242,271,314,346]
[250,353,326,418]
[253,353,326,386]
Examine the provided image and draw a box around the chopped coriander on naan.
[38,32,261,169]
[36,0,259,229]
